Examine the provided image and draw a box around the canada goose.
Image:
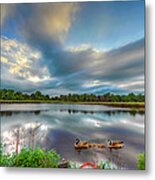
[74,138,105,151]
[107,139,124,150]
[74,138,89,151]
[75,138,80,145]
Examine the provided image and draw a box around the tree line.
[0,89,144,102]
[0,89,49,101]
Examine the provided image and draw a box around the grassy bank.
[0,100,144,107]
[78,101,144,108]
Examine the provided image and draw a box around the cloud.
[89,38,144,81]
[3,3,81,80]
[32,3,79,43]
[1,3,144,95]
[50,47,102,77]
[7,3,80,50]
[1,37,52,91]
[1,3,80,94]
[50,38,144,94]
[1,34,144,95]
[50,38,144,80]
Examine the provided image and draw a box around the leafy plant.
[136,153,145,170]
[0,145,60,168]
[16,147,60,168]
[97,160,112,169]
[0,144,16,167]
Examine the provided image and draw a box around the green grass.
[78,101,145,108]
[0,99,144,106]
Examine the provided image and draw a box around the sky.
[0,1,145,96]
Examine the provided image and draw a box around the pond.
[0,103,145,169]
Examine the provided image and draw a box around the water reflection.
[0,103,145,169]
[2,122,50,154]
[0,110,41,117]
[0,109,144,117]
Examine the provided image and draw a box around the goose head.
[107,139,112,145]
[75,138,80,145]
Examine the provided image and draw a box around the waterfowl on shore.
[107,139,124,150]
[74,138,105,152]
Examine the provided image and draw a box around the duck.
[74,138,105,152]
[107,139,124,150]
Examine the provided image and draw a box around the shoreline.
[0,100,145,108]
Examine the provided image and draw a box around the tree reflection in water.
[2,122,49,154]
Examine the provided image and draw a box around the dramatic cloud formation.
[7,3,80,48]
[1,37,53,91]
[55,38,144,94]
[1,2,144,95]
[31,3,79,43]
[1,36,144,95]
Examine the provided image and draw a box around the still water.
[0,103,145,169]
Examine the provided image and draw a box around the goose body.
[74,138,105,151]
[107,139,124,150]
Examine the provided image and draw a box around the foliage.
[136,153,145,170]
[0,144,16,167]
[97,160,113,169]
[2,144,144,169]
[0,145,60,168]
[52,92,144,102]
[69,161,80,169]
[68,160,114,169]
[0,89,144,102]
[0,89,49,101]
